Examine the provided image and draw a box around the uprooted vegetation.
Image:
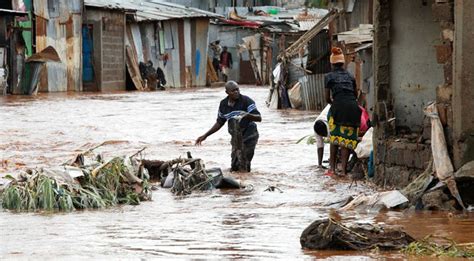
[0,145,241,212]
[1,155,151,212]
[402,235,474,258]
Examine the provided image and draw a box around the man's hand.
[195,135,207,145]
[233,111,248,122]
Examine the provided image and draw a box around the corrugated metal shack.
[1,0,85,94]
[85,0,220,89]
[33,0,83,92]
[0,6,29,94]
[211,6,329,90]
[267,9,337,110]
[1,0,219,94]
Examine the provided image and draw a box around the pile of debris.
[300,215,414,251]
[1,152,151,212]
[1,146,241,212]
[143,152,241,196]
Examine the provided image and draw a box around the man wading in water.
[195,81,261,172]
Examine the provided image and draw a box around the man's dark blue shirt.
[217,94,260,140]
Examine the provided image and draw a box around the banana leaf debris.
[1,148,241,212]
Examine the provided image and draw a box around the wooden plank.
[125,45,144,90]
[282,9,339,59]
[248,43,262,85]
[207,56,218,82]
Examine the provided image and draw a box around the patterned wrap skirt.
[327,98,361,150]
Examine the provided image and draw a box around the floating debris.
[264,185,283,193]
[143,152,241,196]
[1,149,151,212]
[1,146,243,212]
[402,235,474,258]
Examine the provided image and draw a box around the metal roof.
[0,8,28,16]
[84,0,222,21]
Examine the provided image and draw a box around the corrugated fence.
[299,73,326,111]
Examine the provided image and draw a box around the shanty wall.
[372,0,452,188]
[331,0,373,32]
[131,18,209,88]
[86,9,126,91]
[390,0,443,132]
[34,0,83,92]
[453,0,474,168]
[298,30,331,111]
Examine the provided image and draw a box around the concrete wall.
[453,0,474,168]
[373,0,455,188]
[86,9,126,91]
[390,0,444,132]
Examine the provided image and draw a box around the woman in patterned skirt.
[324,47,361,176]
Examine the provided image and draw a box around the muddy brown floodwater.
[1,86,473,259]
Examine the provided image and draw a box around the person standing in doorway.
[220,46,233,82]
[210,40,222,75]
[195,81,261,172]
[324,47,361,176]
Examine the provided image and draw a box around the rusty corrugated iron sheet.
[34,0,82,92]
[194,18,209,87]
[349,0,372,30]
[307,30,331,74]
[67,14,82,91]
[288,56,307,84]
[69,0,83,13]
[299,73,326,111]
[33,0,50,19]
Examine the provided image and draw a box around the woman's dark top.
[325,67,357,102]
[325,67,361,127]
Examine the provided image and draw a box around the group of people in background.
[196,44,368,178]
[139,60,166,90]
[210,40,233,82]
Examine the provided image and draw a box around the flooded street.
[1,86,473,259]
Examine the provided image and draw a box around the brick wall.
[372,0,457,189]
[373,139,432,188]
[101,12,125,91]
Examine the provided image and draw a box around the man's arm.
[195,121,224,145]
[245,113,261,122]
[242,99,261,122]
